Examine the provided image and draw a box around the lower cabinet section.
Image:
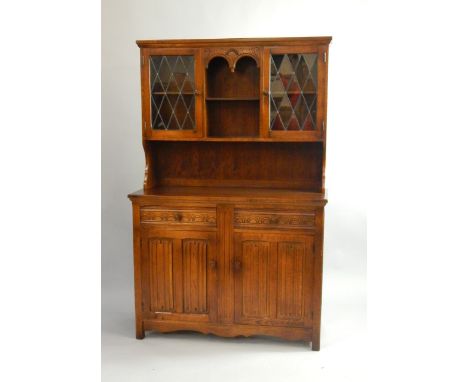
[134,204,323,350]
[233,232,314,327]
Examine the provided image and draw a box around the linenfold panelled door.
[140,228,217,323]
[233,232,314,327]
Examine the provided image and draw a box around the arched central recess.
[206,56,260,137]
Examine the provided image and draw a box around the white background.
[1,0,468,381]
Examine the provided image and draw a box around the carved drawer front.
[140,207,216,227]
[234,210,315,230]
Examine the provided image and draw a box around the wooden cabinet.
[129,37,331,350]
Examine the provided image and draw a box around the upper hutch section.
[137,37,331,142]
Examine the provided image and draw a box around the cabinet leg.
[311,330,320,351]
[136,321,145,340]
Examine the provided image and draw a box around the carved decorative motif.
[234,211,315,229]
[204,47,261,71]
[141,207,217,226]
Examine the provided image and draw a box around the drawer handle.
[174,213,182,221]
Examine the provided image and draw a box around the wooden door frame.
[261,45,325,141]
[140,47,204,139]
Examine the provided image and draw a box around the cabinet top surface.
[136,36,332,48]
[128,186,327,205]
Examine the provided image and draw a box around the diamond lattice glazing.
[270,53,318,131]
[150,55,195,130]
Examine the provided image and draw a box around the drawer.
[234,209,315,230]
[140,207,216,227]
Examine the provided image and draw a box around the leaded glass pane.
[269,53,318,131]
[150,55,195,130]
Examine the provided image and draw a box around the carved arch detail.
[204,47,261,72]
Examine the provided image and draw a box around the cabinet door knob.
[234,260,242,271]
[209,260,217,269]
[194,89,201,96]
[263,90,269,96]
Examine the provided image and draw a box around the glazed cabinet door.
[262,45,328,140]
[233,232,314,327]
[140,48,204,139]
[140,228,217,323]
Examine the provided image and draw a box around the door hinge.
[322,120,325,131]
[323,52,327,63]
[141,55,145,67]
[144,121,147,130]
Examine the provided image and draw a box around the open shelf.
[206,55,260,138]
[206,99,259,137]
[146,141,324,192]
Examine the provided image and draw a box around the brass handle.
[209,260,217,269]
[234,260,241,271]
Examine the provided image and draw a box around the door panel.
[262,46,326,140]
[234,232,314,327]
[277,242,305,320]
[182,239,208,314]
[141,228,217,322]
[234,237,276,325]
[240,240,271,318]
[148,238,175,312]
[142,48,204,139]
